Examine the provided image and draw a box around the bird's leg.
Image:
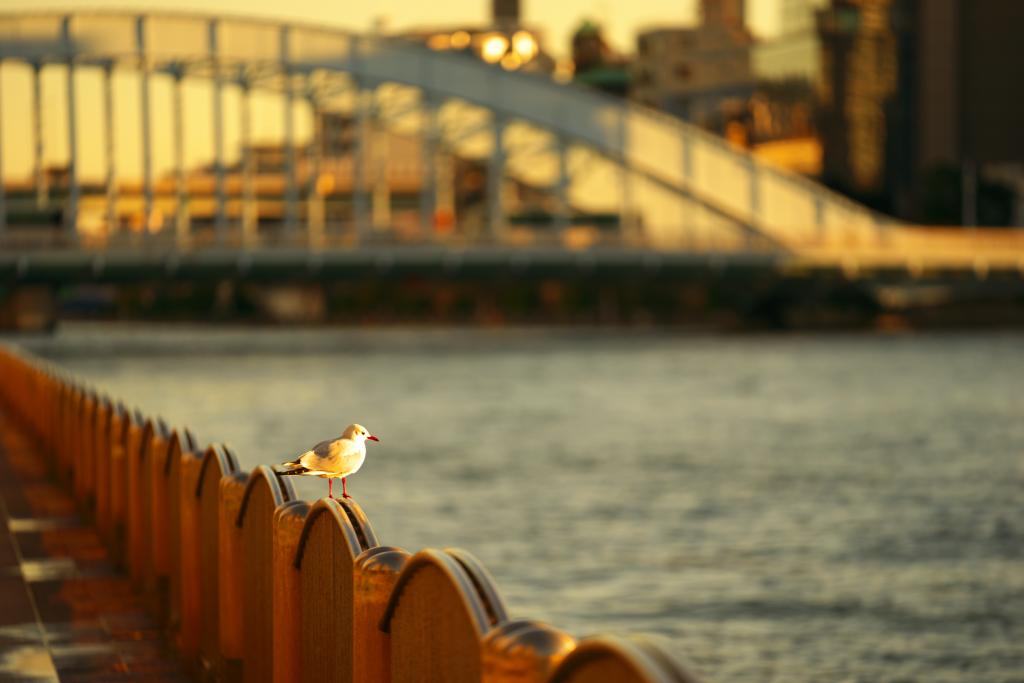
[328,479,334,500]
[342,477,350,500]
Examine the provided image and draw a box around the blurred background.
[2,1,1023,681]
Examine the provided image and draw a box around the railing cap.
[293,496,377,569]
[379,547,508,635]
[237,464,295,527]
[196,443,238,498]
[549,635,702,683]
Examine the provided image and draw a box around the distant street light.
[480,33,509,63]
[512,31,538,61]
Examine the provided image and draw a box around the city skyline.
[2,0,786,57]
[0,0,790,181]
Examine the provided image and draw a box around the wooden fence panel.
[108,407,142,560]
[97,404,126,546]
[548,636,703,683]
[294,498,379,683]
[178,440,206,665]
[354,546,410,683]
[382,548,510,683]
[66,386,82,491]
[128,418,159,584]
[139,420,170,598]
[197,444,239,680]
[75,390,92,500]
[55,383,68,479]
[239,466,295,683]
[273,500,310,683]
[148,420,174,618]
[90,398,111,519]
[482,620,575,683]
[218,471,249,683]
[166,429,201,638]
[79,393,98,507]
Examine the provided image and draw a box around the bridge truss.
[0,11,912,258]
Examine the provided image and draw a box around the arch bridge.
[0,10,1021,277]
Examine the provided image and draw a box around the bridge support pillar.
[486,113,506,241]
[682,130,694,247]
[239,75,257,246]
[0,59,5,238]
[63,17,79,242]
[371,102,391,232]
[747,157,760,249]
[619,166,634,243]
[32,61,47,211]
[281,27,299,242]
[353,83,370,244]
[419,94,438,239]
[137,16,153,236]
[172,69,190,249]
[103,63,117,237]
[211,20,227,244]
[814,196,826,244]
[306,94,325,249]
[554,136,571,240]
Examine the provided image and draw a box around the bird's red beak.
[367,435,380,442]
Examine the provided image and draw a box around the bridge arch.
[0,10,892,253]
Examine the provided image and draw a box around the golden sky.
[2,0,782,56]
[0,1,782,179]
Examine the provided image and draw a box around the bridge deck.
[0,411,190,682]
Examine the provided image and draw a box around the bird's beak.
[367,435,380,442]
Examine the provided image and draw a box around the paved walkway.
[0,411,190,682]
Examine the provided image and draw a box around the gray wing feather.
[311,439,339,458]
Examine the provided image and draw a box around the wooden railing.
[0,346,703,683]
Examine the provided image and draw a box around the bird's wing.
[299,438,345,472]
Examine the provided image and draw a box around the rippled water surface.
[11,325,1024,682]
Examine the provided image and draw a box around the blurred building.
[817,0,1024,224]
[632,0,755,125]
[753,0,828,81]
[571,20,631,97]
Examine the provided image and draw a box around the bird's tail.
[274,459,308,475]
[276,466,310,476]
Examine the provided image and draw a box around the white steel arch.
[0,11,896,252]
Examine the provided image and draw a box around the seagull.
[274,424,379,499]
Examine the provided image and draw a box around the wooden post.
[97,405,127,546]
[109,409,143,562]
[353,546,410,683]
[272,500,310,683]
[79,394,97,508]
[381,549,509,683]
[127,418,159,585]
[218,471,249,683]
[547,635,703,683]
[148,423,174,623]
[166,430,201,638]
[295,498,379,683]
[139,421,170,604]
[482,620,576,683]
[178,441,206,665]
[239,466,295,683]
[197,444,239,679]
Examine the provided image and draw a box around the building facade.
[817,0,1024,223]
[632,0,754,125]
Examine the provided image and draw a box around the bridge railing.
[0,10,901,254]
[0,344,703,683]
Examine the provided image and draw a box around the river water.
[9,325,1024,682]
